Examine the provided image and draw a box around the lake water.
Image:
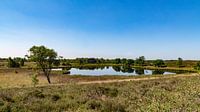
[53,66,177,76]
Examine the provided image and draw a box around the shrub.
[31,74,39,87]
[176,57,184,67]
[153,59,165,67]
[7,57,20,68]
[19,59,25,66]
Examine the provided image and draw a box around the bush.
[7,57,20,68]
[19,59,25,66]
[153,59,165,67]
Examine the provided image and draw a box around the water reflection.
[152,70,164,75]
[135,68,145,75]
[60,66,178,76]
[112,66,121,72]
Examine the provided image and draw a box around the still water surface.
[64,66,176,76]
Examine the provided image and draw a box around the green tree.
[20,58,25,66]
[121,58,127,64]
[153,59,165,67]
[53,59,60,67]
[76,58,84,65]
[28,46,58,84]
[135,56,145,66]
[114,58,121,64]
[126,59,134,65]
[176,57,183,67]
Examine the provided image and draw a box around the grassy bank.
[0,75,200,111]
[132,66,197,73]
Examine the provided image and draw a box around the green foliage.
[153,59,165,67]
[176,57,183,67]
[61,62,71,66]
[63,58,133,65]
[7,57,25,68]
[135,56,145,66]
[28,46,58,83]
[75,58,99,64]
[114,58,121,64]
[53,59,60,67]
[194,61,200,73]
[114,58,134,65]
[19,58,25,66]
[121,58,127,64]
[126,59,134,65]
[7,57,20,68]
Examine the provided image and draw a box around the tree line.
[5,56,185,68]
[60,56,184,68]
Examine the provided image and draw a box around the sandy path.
[1,73,199,89]
[78,73,199,85]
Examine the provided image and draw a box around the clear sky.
[0,0,200,59]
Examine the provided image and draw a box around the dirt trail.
[1,73,199,89]
[78,73,199,85]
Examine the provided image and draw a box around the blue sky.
[0,0,200,59]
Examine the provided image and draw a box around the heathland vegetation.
[0,45,200,111]
[0,74,200,111]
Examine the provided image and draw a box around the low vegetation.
[0,75,200,111]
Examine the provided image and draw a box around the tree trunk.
[46,75,51,84]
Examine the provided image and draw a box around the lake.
[53,66,177,76]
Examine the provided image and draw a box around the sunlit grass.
[0,75,200,111]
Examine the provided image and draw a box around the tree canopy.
[135,56,145,66]
[176,57,183,67]
[153,59,165,67]
[28,46,58,84]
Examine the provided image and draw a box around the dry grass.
[0,68,135,88]
[0,70,49,88]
